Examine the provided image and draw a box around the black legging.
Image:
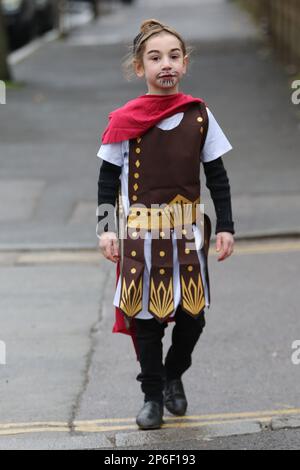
[134,305,206,403]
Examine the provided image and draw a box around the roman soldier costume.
[101,93,212,346]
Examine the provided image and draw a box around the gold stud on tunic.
[135,148,141,154]
[187,266,193,272]
[197,117,203,123]
[185,248,190,254]
[133,183,138,191]
[159,251,165,257]
[132,195,137,201]
[134,173,139,179]
[159,269,165,275]
[131,251,136,257]
[131,267,136,274]
[135,160,140,168]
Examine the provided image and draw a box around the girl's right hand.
[98,232,120,263]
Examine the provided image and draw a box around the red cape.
[112,260,139,359]
[102,92,205,144]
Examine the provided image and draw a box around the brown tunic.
[117,102,211,322]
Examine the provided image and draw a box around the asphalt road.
[0,240,300,449]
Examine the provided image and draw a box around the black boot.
[136,401,164,430]
[164,379,187,416]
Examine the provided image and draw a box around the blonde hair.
[122,19,192,81]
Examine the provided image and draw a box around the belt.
[127,197,201,231]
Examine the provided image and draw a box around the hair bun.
[140,19,165,34]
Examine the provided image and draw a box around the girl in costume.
[97,19,235,430]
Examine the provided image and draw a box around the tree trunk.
[0,0,11,81]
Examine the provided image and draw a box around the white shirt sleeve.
[97,142,125,167]
[201,108,233,163]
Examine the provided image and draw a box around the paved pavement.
[0,0,300,450]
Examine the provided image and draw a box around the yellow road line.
[73,407,300,426]
[16,252,101,265]
[0,240,299,266]
[0,421,70,429]
[73,417,272,434]
[0,408,299,437]
[221,241,300,256]
[0,427,70,436]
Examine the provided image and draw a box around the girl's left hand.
[216,232,234,261]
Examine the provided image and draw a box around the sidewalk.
[0,0,300,450]
[0,0,299,250]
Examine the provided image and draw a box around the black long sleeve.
[97,159,121,233]
[202,156,235,235]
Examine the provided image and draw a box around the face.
[135,32,188,95]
